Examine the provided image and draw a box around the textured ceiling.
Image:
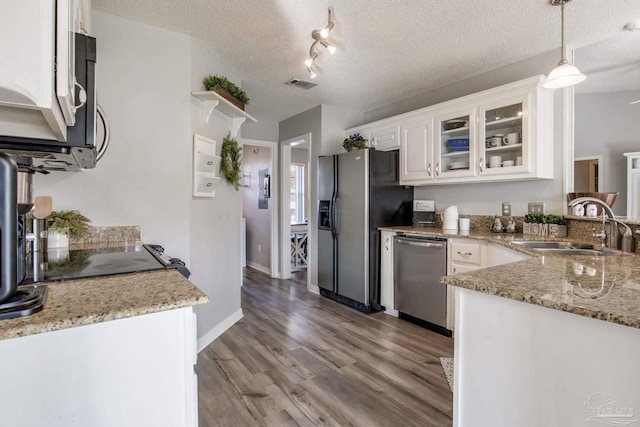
[92,0,640,122]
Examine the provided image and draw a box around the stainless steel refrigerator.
[317,149,413,313]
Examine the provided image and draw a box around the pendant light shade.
[543,0,586,89]
[543,60,586,89]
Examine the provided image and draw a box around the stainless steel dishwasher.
[393,234,450,335]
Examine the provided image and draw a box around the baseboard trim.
[247,261,271,275]
[197,308,244,353]
[384,308,400,317]
[308,284,320,295]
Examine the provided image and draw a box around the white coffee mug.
[489,155,502,168]
[502,160,515,167]
[459,218,470,231]
[504,133,520,145]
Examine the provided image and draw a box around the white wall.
[35,11,192,259]
[34,12,246,343]
[189,37,244,340]
[575,90,640,216]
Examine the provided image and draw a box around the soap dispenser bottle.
[491,215,503,233]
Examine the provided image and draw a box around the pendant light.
[543,0,586,89]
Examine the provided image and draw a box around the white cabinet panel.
[400,116,434,183]
[380,230,398,316]
[369,124,400,151]
[0,0,85,141]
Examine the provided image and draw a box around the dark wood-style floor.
[196,268,454,427]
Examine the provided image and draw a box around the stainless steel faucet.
[567,197,633,250]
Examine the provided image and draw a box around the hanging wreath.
[220,133,242,190]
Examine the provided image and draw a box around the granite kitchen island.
[442,251,640,427]
[0,269,208,427]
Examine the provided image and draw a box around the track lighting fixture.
[305,7,335,78]
[543,0,586,89]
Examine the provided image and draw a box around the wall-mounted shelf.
[193,134,221,198]
[191,91,257,136]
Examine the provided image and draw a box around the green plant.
[203,75,250,105]
[220,133,243,190]
[543,214,566,225]
[342,133,368,151]
[524,214,566,225]
[47,210,91,239]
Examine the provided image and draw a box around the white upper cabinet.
[369,123,400,151]
[0,0,88,141]
[434,106,477,180]
[347,76,554,186]
[399,116,434,182]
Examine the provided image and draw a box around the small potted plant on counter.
[342,133,368,152]
[202,75,250,111]
[523,214,567,237]
[48,210,92,248]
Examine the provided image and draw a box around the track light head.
[304,7,335,78]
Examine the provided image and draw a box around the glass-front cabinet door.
[434,108,476,179]
[478,94,530,176]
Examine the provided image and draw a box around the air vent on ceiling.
[285,78,317,90]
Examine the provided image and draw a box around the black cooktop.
[23,244,167,284]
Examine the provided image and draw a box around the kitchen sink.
[510,240,594,250]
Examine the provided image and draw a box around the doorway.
[574,156,603,192]
[241,138,279,278]
[280,133,311,290]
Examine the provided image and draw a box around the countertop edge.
[0,270,210,341]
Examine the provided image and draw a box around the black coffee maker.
[0,153,47,319]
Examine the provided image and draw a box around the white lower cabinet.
[447,239,488,331]
[447,239,531,332]
[487,242,531,266]
[0,308,199,427]
[380,230,398,316]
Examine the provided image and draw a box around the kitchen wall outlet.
[528,202,545,215]
[502,202,512,216]
[258,244,262,252]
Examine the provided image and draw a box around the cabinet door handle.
[385,237,389,251]
[452,267,457,274]
[457,251,473,256]
[479,157,484,172]
[435,162,440,176]
[427,162,432,177]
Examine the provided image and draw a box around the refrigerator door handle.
[330,192,338,238]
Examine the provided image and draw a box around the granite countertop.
[379,225,640,329]
[0,269,209,341]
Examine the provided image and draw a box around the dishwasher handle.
[395,238,445,249]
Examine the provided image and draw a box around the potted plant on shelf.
[523,214,567,237]
[220,133,243,191]
[47,210,92,248]
[202,75,250,111]
[342,133,368,152]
